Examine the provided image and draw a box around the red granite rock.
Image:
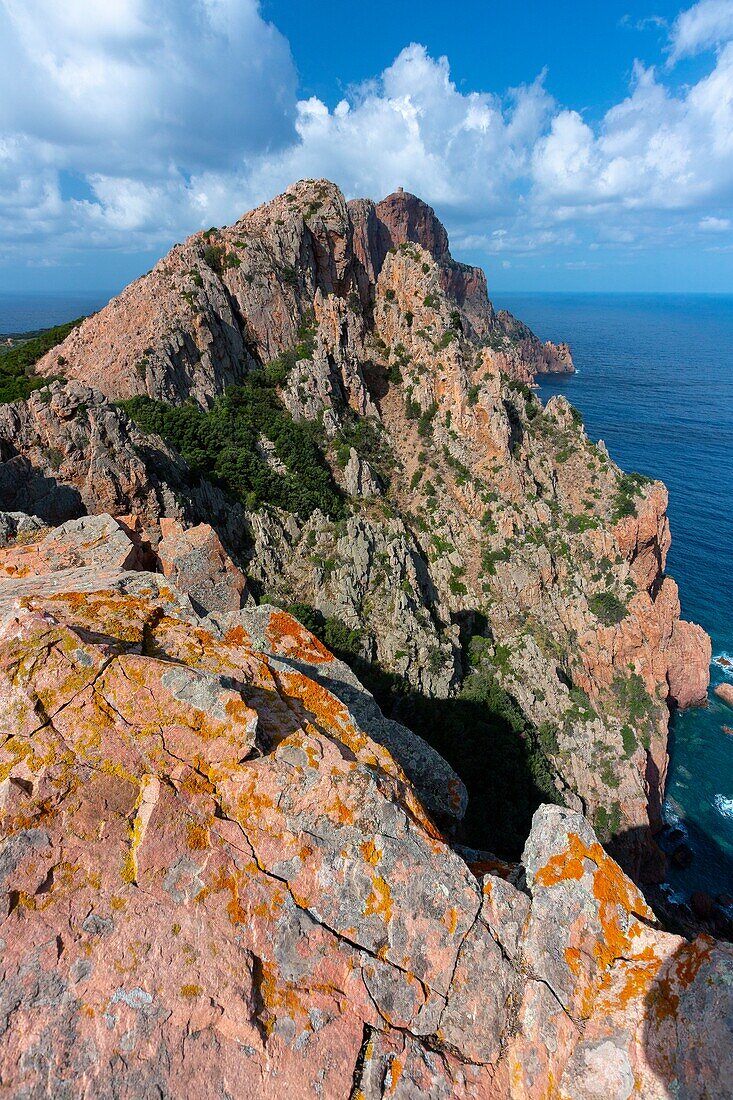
[157,517,246,614]
[715,682,733,708]
[0,521,730,1097]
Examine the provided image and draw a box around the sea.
[0,291,112,334]
[2,289,732,900]
[500,291,733,902]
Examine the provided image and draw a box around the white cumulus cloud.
[1,0,733,280]
[668,0,733,62]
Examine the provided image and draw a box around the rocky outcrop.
[715,682,733,707]
[0,382,181,527]
[2,180,709,883]
[0,516,729,1098]
[0,510,45,546]
[157,517,247,614]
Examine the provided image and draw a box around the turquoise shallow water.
[499,291,733,900]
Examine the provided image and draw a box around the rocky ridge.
[0,514,730,1098]
[2,180,710,884]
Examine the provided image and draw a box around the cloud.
[668,0,733,63]
[619,14,668,32]
[530,51,733,214]
[1,0,733,279]
[0,0,297,173]
[699,214,731,229]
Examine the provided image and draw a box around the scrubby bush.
[0,318,82,404]
[588,590,628,626]
[611,471,651,521]
[120,370,345,520]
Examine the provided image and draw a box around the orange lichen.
[364,876,393,923]
[646,937,716,1026]
[361,839,381,866]
[564,946,582,977]
[265,611,334,664]
[535,830,664,1021]
[199,869,248,925]
[223,624,250,647]
[180,984,202,998]
[533,834,588,887]
[186,823,211,850]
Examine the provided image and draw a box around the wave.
[713,793,733,820]
[713,653,733,676]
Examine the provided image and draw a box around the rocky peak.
[375,189,452,264]
[3,180,709,887]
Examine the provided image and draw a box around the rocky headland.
[0,180,725,1096]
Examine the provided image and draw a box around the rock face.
[0,517,729,1098]
[0,180,710,884]
[715,682,733,707]
[157,517,247,614]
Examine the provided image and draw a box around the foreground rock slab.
[0,515,730,1098]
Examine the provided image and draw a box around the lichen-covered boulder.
[157,517,247,613]
[0,516,730,1098]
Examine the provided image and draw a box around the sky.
[1,0,733,295]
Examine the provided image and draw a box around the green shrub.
[119,372,345,520]
[0,317,83,404]
[281,265,298,288]
[611,471,651,521]
[621,724,636,758]
[417,402,438,437]
[567,513,599,534]
[203,244,226,274]
[588,590,627,626]
[481,547,510,576]
[537,721,560,755]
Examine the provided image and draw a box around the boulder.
[157,517,246,614]
[715,682,733,708]
[667,619,712,708]
[0,513,141,577]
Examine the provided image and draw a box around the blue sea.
[2,290,732,900]
[500,292,733,901]
[0,292,111,334]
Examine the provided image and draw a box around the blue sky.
[1,0,733,295]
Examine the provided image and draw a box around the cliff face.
[17,181,709,884]
[0,517,729,1098]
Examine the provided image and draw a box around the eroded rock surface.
[1,180,710,879]
[0,517,729,1099]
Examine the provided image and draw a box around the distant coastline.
[0,291,114,336]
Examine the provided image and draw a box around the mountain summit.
[0,179,725,1098]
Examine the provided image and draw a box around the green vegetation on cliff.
[120,374,344,520]
[0,318,82,404]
